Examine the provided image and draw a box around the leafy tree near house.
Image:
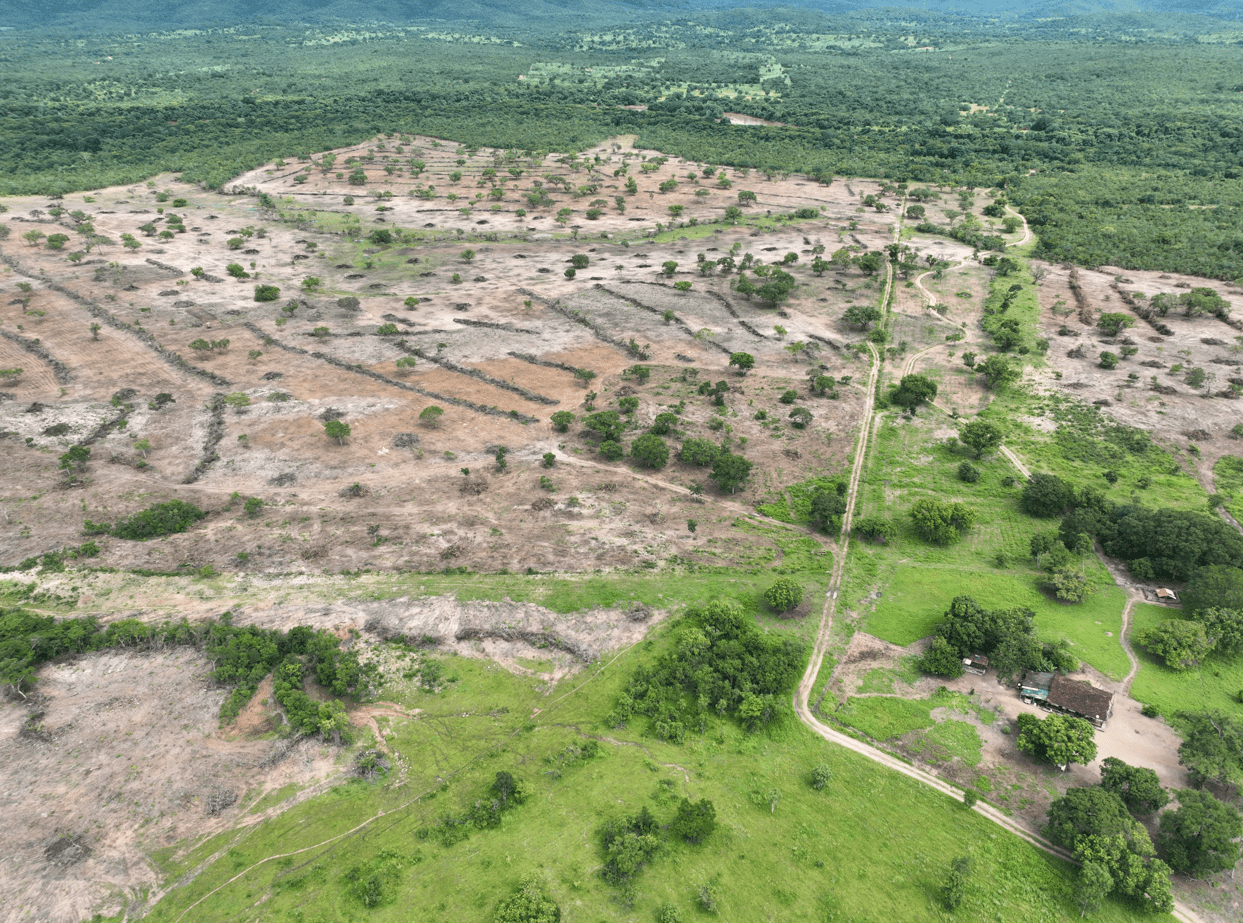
[1137,619,1214,671]
[1158,789,1243,876]
[1045,786,1172,913]
[1016,713,1097,767]
[1176,710,1243,788]
[1099,757,1168,815]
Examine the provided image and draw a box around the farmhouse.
[1018,672,1114,729]
[1155,588,1178,601]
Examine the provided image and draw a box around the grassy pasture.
[140,615,1160,923]
[844,406,1131,678]
[1127,603,1243,718]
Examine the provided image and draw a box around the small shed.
[962,654,989,676]
[1156,588,1178,601]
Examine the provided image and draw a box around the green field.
[139,615,1160,923]
[842,400,1134,679]
[1128,603,1243,718]
[1214,455,1243,526]
[864,567,1130,680]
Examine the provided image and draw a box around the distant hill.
[1,0,1240,32]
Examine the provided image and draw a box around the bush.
[957,461,980,483]
[779,389,798,404]
[853,516,898,544]
[110,500,207,540]
[630,434,669,469]
[810,764,831,790]
[254,284,280,302]
[599,441,624,461]
[909,498,976,544]
[764,577,804,613]
[679,437,720,467]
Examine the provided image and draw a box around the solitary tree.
[710,452,753,494]
[958,419,1003,458]
[324,419,351,444]
[550,411,576,432]
[890,374,938,415]
[728,352,755,375]
[764,577,804,613]
[419,406,444,428]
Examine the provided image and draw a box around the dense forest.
[3,11,1243,277]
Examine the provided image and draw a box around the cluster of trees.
[607,601,803,741]
[918,595,1077,681]
[1045,757,1242,914]
[83,499,207,541]
[578,405,753,494]
[1020,473,1243,582]
[6,17,1243,280]
[0,608,376,735]
[599,797,717,890]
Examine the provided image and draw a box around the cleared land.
[4,136,1243,923]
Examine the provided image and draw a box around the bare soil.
[0,650,342,923]
[0,135,893,575]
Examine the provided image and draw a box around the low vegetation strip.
[395,341,560,406]
[0,254,231,387]
[505,351,585,377]
[183,393,226,485]
[600,283,733,356]
[518,287,648,360]
[0,329,71,384]
[308,350,541,424]
[451,318,538,334]
[702,288,769,339]
[240,323,540,423]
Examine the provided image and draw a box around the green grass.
[835,696,937,739]
[1128,603,1243,718]
[249,783,301,815]
[845,402,1142,679]
[910,719,984,768]
[1214,454,1243,524]
[138,614,1160,923]
[1004,392,1207,512]
[865,567,1131,680]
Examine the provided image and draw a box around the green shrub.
[764,577,804,613]
[599,440,624,462]
[109,500,207,540]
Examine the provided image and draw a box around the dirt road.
[792,212,1204,923]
